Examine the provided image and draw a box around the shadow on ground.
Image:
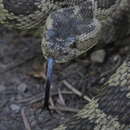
[0,25,128,130]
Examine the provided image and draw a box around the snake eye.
[66,37,77,49]
[70,41,77,48]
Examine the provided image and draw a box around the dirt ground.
[0,25,129,130]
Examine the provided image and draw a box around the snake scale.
[0,0,130,129]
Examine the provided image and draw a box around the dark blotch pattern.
[98,85,130,125]
[97,0,117,9]
[48,7,95,40]
[3,0,41,15]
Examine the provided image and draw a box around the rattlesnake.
[0,0,130,129]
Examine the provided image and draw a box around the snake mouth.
[42,4,101,63]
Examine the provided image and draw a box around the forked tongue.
[44,58,54,111]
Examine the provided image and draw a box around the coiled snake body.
[0,0,130,129]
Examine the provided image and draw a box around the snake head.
[42,3,101,63]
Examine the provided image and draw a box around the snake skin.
[0,0,129,62]
[0,0,63,29]
[0,0,130,129]
[42,0,120,62]
[54,55,130,130]
[41,0,130,63]
[42,1,101,62]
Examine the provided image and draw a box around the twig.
[2,55,38,74]
[50,106,79,113]
[16,91,73,104]
[50,96,55,107]
[32,102,79,113]
[50,96,62,115]
[58,88,66,106]
[62,80,92,102]
[21,108,32,130]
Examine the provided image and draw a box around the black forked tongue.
[44,58,54,112]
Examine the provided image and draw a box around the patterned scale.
[54,56,130,130]
[42,0,99,63]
